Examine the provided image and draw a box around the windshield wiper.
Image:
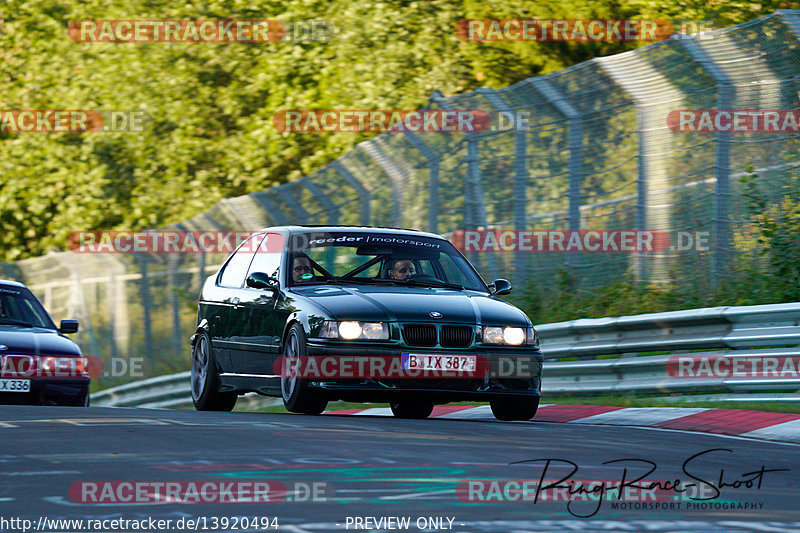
[0,318,34,327]
[323,278,385,285]
[348,278,464,290]
[319,278,465,290]
[403,279,464,290]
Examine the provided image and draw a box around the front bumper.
[304,340,542,403]
[0,378,90,406]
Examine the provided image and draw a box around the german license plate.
[0,379,30,393]
[401,353,476,372]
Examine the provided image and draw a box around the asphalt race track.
[1,405,799,533]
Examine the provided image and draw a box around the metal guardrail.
[90,371,282,409]
[91,371,191,408]
[540,302,800,398]
[91,302,800,407]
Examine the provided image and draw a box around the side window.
[219,234,264,288]
[247,233,283,280]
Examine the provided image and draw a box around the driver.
[291,254,315,282]
[388,258,416,280]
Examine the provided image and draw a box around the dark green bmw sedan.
[190,226,542,420]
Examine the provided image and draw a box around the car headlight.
[503,327,525,345]
[482,326,530,346]
[526,326,539,346]
[483,326,504,344]
[338,321,362,339]
[320,321,389,340]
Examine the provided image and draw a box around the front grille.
[402,324,437,347]
[440,325,474,348]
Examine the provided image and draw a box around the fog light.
[483,326,504,344]
[361,322,388,340]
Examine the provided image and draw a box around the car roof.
[259,225,447,241]
[0,279,26,289]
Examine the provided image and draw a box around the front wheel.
[390,400,434,419]
[191,331,237,411]
[281,324,328,415]
[490,395,539,421]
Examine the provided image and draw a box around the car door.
[229,232,284,375]
[215,233,264,372]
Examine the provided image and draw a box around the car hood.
[290,285,530,326]
[0,326,81,357]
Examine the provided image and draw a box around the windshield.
[0,287,56,329]
[287,231,488,292]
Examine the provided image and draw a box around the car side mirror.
[246,272,279,293]
[489,278,512,296]
[60,319,79,334]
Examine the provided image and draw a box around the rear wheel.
[490,395,539,421]
[390,400,434,419]
[191,331,237,411]
[281,324,327,415]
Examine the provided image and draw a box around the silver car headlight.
[320,320,389,340]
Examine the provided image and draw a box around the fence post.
[360,141,404,228]
[528,78,583,271]
[777,10,800,39]
[300,175,339,225]
[136,255,154,373]
[197,251,206,297]
[465,135,498,281]
[251,192,289,225]
[680,38,733,285]
[275,183,310,224]
[301,174,340,266]
[432,89,498,279]
[479,88,528,287]
[597,53,684,285]
[402,131,439,234]
[167,254,183,360]
[331,160,371,225]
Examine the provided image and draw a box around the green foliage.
[512,265,797,325]
[0,0,790,260]
[741,165,800,300]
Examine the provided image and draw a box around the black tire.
[390,400,434,419]
[490,395,539,421]
[191,331,237,411]
[281,323,327,415]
